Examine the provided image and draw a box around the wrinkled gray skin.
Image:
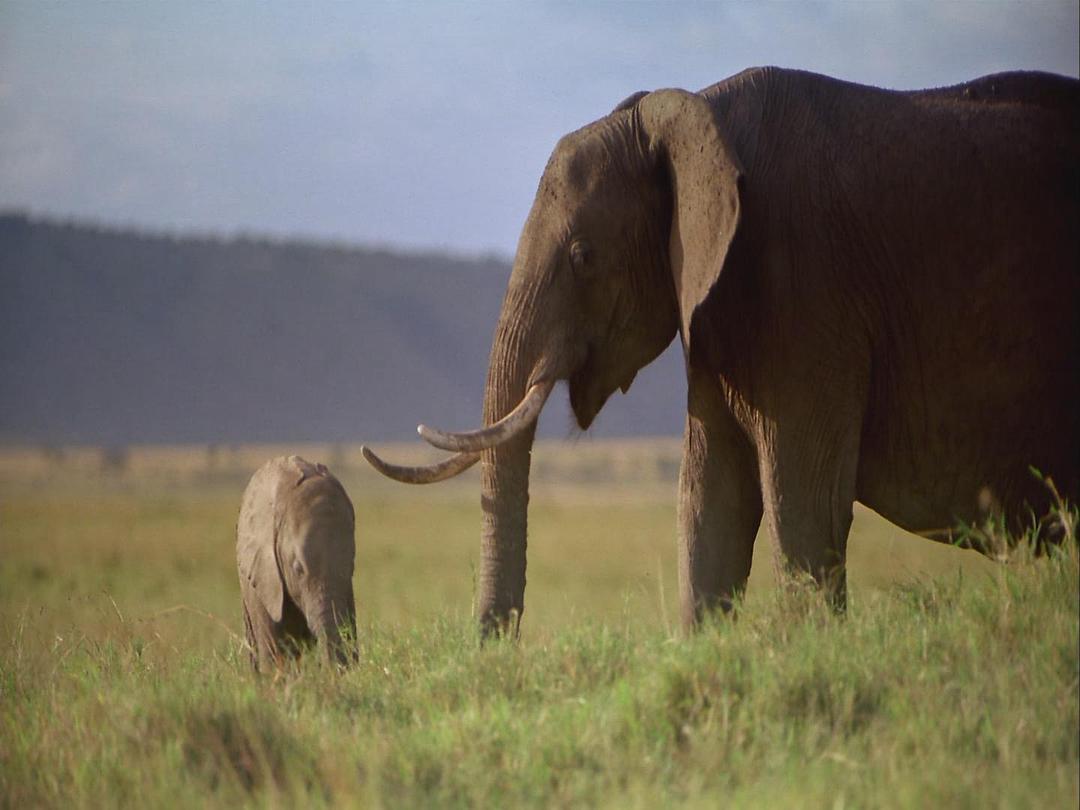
[388,68,1078,637]
[237,456,356,670]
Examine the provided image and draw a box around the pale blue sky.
[1,1,1077,255]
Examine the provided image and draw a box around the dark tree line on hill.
[0,213,684,445]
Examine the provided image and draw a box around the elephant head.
[238,456,357,666]
[364,89,744,635]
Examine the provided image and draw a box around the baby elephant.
[237,455,357,671]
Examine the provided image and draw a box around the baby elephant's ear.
[237,495,285,623]
[612,90,649,113]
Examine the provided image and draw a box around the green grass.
[1,443,1077,807]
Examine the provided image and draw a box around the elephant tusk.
[418,380,555,453]
[361,446,480,484]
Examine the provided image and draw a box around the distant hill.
[0,214,685,445]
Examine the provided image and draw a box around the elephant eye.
[292,560,305,578]
[569,240,592,273]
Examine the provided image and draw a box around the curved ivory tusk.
[361,446,480,484]
[418,380,554,453]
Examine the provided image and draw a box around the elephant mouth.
[567,344,596,429]
[568,375,598,430]
[568,347,626,431]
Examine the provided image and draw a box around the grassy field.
[1,441,1077,808]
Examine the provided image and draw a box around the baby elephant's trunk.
[311,598,357,666]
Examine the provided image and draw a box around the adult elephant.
[364,67,1079,636]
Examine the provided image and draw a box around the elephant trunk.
[476,281,546,637]
[309,593,357,666]
[477,429,536,637]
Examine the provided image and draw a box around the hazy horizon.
[2,2,1077,256]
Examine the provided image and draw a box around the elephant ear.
[612,90,649,113]
[637,89,743,346]
[236,471,285,623]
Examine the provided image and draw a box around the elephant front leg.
[678,375,763,630]
[242,604,260,672]
[241,597,285,673]
[757,423,861,611]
